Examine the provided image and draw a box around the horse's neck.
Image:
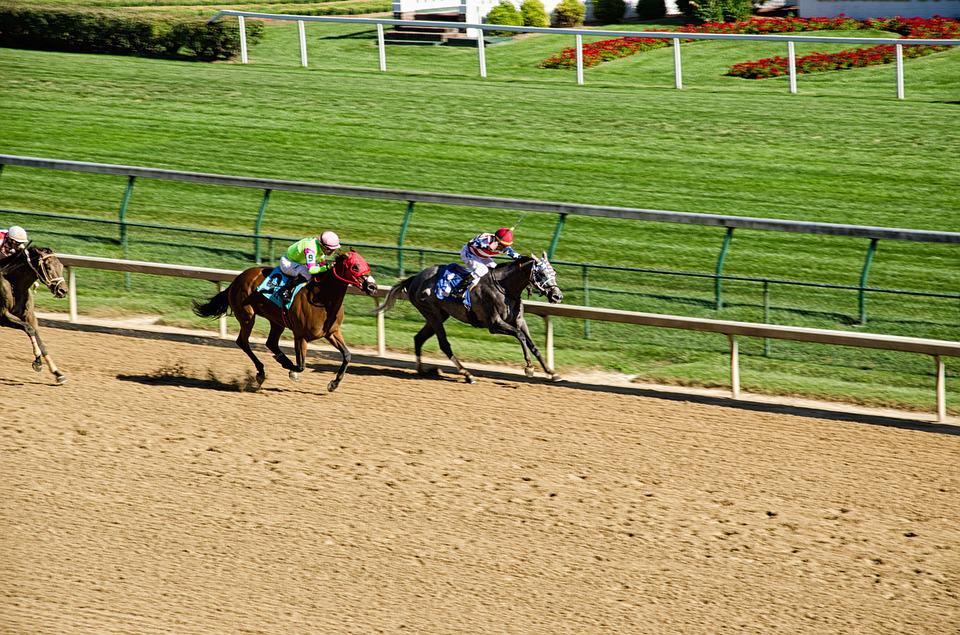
[490,260,531,296]
[310,271,348,304]
[0,255,36,291]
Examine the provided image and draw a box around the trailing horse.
[374,252,563,384]
[193,250,378,392]
[0,246,69,384]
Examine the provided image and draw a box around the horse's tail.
[371,276,412,315]
[192,287,232,319]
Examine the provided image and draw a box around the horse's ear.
[541,250,548,262]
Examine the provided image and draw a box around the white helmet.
[6,225,28,244]
[319,230,340,251]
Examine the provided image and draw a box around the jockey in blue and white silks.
[459,227,520,305]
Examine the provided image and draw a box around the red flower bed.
[538,16,959,72]
[539,35,673,69]
[727,16,959,79]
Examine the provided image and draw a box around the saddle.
[257,267,308,310]
[434,263,471,303]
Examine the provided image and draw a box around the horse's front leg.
[323,328,351,392]
[3,308,67,384]
[289,335,309,382]
[490,316,560,382]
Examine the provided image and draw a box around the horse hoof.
[327,380,340,392]
[550,373,564,383]
[32,359,43,373]
[464,375,476,384]
[256,373,266,386]
[55,374,68,385]
[524,366,536,378]
[289,371,300,382]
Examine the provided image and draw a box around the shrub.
[552,0,585,27]
[520,0,549,27]
[682,0,752,23]
[0,4,263,60]
[485,0,523,36]
[592,0,626,24]
[635,0,667,20]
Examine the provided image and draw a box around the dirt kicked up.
[1,327,958,634]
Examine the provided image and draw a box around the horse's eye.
[352,265,359,272]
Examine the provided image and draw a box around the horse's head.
[332,250,377,296]
[529,251,563,304]
[28,247,68,299]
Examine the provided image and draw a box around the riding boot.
[278,279,298,307]
[463,277,480,308]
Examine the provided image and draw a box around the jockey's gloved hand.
[308,265,321,275]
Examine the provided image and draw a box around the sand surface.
[1,326,958,634]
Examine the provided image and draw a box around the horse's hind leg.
[234,310,266,388]
[265,321,296,371]
[412,323,440,376]
[323,329,351,392]
[433,322,475,384]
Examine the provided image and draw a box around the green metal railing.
[5,207,959,345]
[2,154,958,332]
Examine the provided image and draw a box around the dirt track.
[1,326,958,634]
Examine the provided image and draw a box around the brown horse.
[193,250,377,392]
[0,246,69,384]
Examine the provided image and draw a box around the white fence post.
[728,334,740,399]
[375,298,386,356]
[788,41,797,94]
[575,34,584,86]
[298,20,308,68]
[377,24,387,71]
[935,355,946,423]
[238,15,248,64]
[896,44,904,100]
[477,29,487,78]
[544,315,554,371]
[68,267,78,322]
[217,281,227,338]
[673,38,682,90]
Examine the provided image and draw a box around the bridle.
[26,249,65,290]
[528,258,559,297]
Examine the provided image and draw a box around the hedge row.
[0,5,264,60]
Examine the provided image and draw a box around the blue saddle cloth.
[435,263,470,303]
[257,267,307,310]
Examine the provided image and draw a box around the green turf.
[1,19,958,412]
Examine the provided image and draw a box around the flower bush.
[726,16,959,79]
[539,15,959,72]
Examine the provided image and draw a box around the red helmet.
[494,227,514,246]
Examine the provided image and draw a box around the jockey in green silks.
[280,231,340,281]
[276,231,340,304]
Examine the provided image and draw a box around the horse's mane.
[489,255,535,280]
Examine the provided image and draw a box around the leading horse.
[0,246,69,384]
[193,250,377,392]
[374,252,563,384]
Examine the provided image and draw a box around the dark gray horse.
[0,246,69,384]
[374,252,563,383]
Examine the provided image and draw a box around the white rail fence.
[210,10,960,99]
[56,254,959,422]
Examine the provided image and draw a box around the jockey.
[277,230,340,304]
[0,225,29,260]
[459,227,520,305]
